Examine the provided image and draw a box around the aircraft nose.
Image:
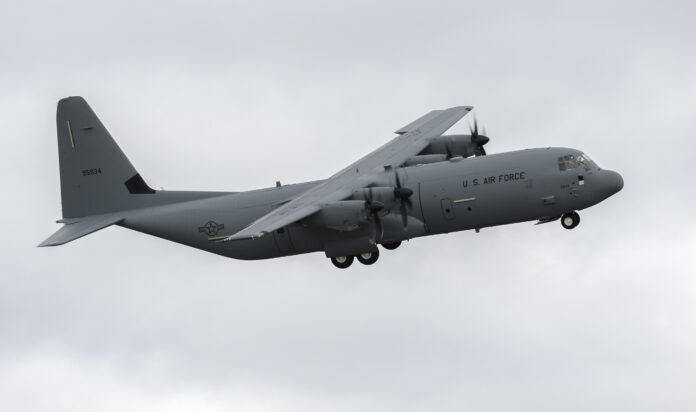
[600,170,623,197]
[609,170,624,193]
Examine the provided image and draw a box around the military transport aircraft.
[40,97,623,268]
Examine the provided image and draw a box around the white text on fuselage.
[463,172,527,188]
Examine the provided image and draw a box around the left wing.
[217,106,472,241]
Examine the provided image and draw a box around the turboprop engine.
[420,133,489,158]
[417,118,490,159]
[303,200,369,231]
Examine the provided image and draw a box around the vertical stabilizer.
[56,97,154,218]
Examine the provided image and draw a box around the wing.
[218,106,473,241]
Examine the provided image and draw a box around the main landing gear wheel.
[357,250,380,265]
[561,211,580,229]
[331,255,354,269]
[381,241,401,250]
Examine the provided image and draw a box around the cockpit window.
[558,154,592,171]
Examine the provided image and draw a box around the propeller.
[393,170,413,229]
[363,187,384,241]
[445,140,454,159]
[470,116,490,156]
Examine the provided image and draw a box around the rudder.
[56,97,154,218]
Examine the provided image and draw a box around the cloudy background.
[1,0,695,410]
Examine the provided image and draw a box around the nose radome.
[606,170,624,195]
[615,171,624,192]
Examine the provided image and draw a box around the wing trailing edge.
[212,204,323,242]
[217,106,473,242]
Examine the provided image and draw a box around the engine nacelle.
[421,134,478,158]
[303,200,367,231]
[351,187,396,204]
[403,154,448,166]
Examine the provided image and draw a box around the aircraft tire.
[357,251,379,265]
[331,255,354,269]
[561,212,580,229]
[381,241,401,250]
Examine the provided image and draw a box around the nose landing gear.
[561,211,580,229]
[381,241,401,250]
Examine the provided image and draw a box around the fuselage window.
[559,154,593,171]
[558,155,579,170]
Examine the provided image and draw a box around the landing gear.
[330,255,354,269]
[381,241,401,250]
[330,250,380,268]
[357,250,379,265]
[561,211,580,229]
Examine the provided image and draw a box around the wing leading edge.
[216,106,473,242]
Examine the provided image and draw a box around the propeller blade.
[399,201,408,229]
[469,115,489,156]
[393,169,413,198]
[393,168,413,230]
[469,116,478,138]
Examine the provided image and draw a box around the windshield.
[558,154,592,171]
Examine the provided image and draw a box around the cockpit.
[558,153,594,171]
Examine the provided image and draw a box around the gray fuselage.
[120,147,623,260]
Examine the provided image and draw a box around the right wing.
[215,106,473,242]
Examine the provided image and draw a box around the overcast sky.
[1,1,695,411]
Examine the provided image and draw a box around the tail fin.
[56,97,155,218]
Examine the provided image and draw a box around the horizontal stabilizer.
[38,214,124,247]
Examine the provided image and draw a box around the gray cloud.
[1,0,695,411]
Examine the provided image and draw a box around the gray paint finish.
[41,98,623,267]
